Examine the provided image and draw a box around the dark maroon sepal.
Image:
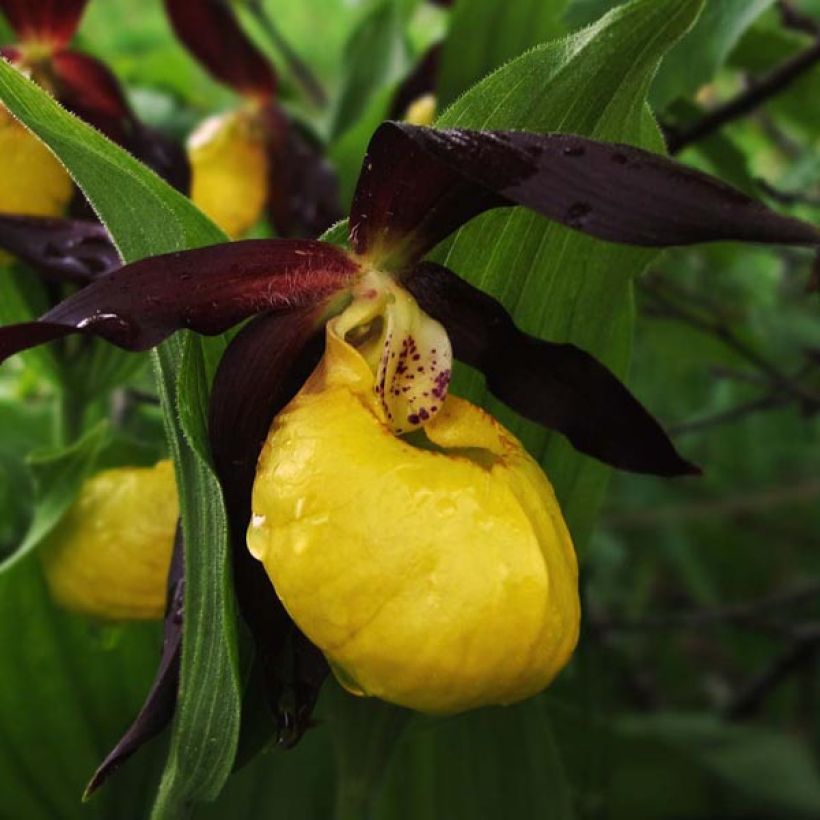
[0,0,89,47]
[164,0,277,97]
[406,262,700,477]
[0,240,357,366]
[51,51,132,144]
[209,309,329,745]
[351,122,820,268]
[263,106,342,239]
[0,214,119,283]
[85,529,184,798]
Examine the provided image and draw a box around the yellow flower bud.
[41,460,178,621]
[0,105,73,260]
[248,281,580,713]
[403,93,437,127]
[188,109,269,238]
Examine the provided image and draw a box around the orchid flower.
[165,0,340,238]
[0,0,189,202]
[2,121,818,789]
[41,461,178,620]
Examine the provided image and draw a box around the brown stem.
[724,624,820,720]
[667,37,820,154]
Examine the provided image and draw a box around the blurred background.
[1,1,819,818]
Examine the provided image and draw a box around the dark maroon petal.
[0,214,119,284]
[0,0,88,46]
[51,51,132,144]
[0,240,358,365]
[164,0,277,97]
[85,529,184,797]
[349,122,503,267]
[350,122,820,267]
[263,106,342,239]
[389,44,441,120]
[209,309,329,745]
[405,262,699,477]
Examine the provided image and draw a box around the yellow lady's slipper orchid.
[248,275,580,713]
[0,105,73,218]
[188,108,269,238]
[41,460,178,621]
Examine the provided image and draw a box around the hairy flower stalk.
[248,274,580,711]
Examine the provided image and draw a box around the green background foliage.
[0,0,819,818]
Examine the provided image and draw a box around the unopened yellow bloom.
[188,108,269,238]
[0,105,73,265]
[41,460,178,621]
[403,93,437,127]
[248,278,580,713]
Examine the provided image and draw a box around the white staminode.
[332,271,452,434]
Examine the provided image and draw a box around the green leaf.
[436,0,569,108]
[0,59,241,817]
[374,698,574,820]
[330,0,412,139]
[0,558,163,820]
[565,0,774,109]
[0,421,109,574]
[433,0,703,548]
[650,0,776,109]
[616,714,820,816]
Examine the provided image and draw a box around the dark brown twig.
[778,0,820,36]
[595,581,820,633]
[724,624,820,720]
[641,277,820,409]
[667,37,820,154]
[605,481,820,528]
[758,178,820,209]
[668,391,790,436]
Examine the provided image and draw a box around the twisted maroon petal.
[164,0,277,97]
[350,122,820,268]
[0,0,89,47]
[209,309,329,746]
[0,240,358,365]
[405,262,699,477]
[0,214,119,284]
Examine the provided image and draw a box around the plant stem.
[328,685,411,820]
[54,388,85,446]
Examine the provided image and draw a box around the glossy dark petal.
[263,106,342,239]
[405,262,699,477]
[0,214,119,283]
[164,0,277,97]
[85,529,184,797]
[209,309,329,746]
[0,240,358,365]
[350,122,820,267]
[0,0,88,46]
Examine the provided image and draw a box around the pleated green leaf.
[0,58,241,819]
